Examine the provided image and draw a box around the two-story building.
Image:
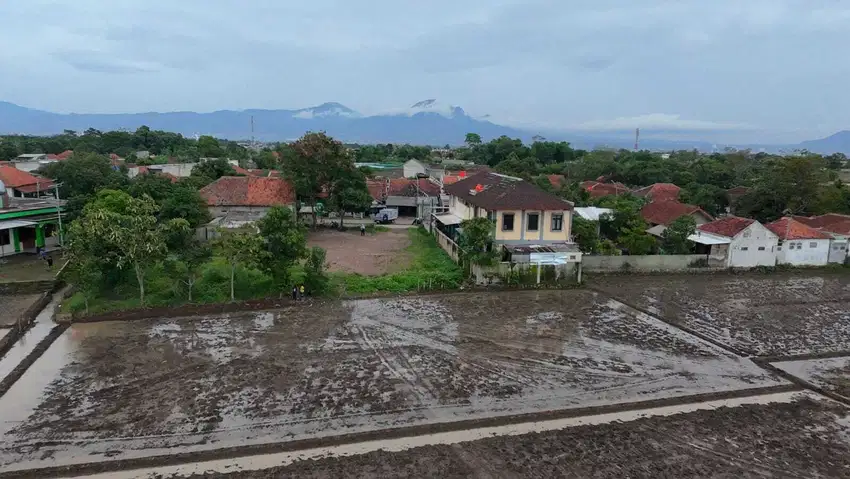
[434,172,577,262]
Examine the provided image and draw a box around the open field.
[593,273,850,356]
[308,229,412,276]
[173,394,850,478]
[0,289,784,473]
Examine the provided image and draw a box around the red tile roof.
[632,183,681,202]
[0,165,54,190]
[698,216,755,238]
[388,178,441,197]
[199,176,296,207]
[766,217,833,240]
[580,180,630,198]
[442,175,460,185]
[231,165,252,176]
[641,201,712,226]
[56,150,73,160]
[446,172,573,211]
[366,179,387,201]
[547,174,566,188]
[160,173,179,184]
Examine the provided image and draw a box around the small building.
[11,153,58,173]
[579,180,630,198]
[640,201,713,237]
[766,217,832,266]
[199,176,296,220]
[385,178,442,217]
[437,172,575,260]
[632,183,681,202]
[692,217,778,268]
[793,213,850,263]
[402,159,444,181]
[0,166,56,198]
[0,192,66,257]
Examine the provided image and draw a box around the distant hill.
[1,100,848,154]
[798,131,850,155]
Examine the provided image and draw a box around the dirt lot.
[593,273,850,356]
[179,396,850,478]
[0,290,783,472]
[307,229,412,275]
[0,294,41,327]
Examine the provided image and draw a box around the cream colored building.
[436,172,574,245]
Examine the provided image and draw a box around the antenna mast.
[634,128,640,151]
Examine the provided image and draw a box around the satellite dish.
[0,179,6,194]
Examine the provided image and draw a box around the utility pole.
[53,182,64,247]
[634,128,640,151]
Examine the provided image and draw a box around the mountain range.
[1,100,849,154]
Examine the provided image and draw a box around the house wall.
[403,160,426,178]
[495,209,572,244]
[542,210,572,242]
[777,239,830,266]
[209,205,275,217]
[582,254,723,272]
[450,196,475,220]
[828,239,848,263]
[11,160,55,173]
[472,262,578,285]
[496,209,523,242]
[433,228,460,262]
[727,223,778,268]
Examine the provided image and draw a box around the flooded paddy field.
[0,290,784,473]
[774,357,850,402]
[166,394,850,478]
[593,273,850,356]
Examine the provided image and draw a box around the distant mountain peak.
[293,102,360,119]
[407,99,466,119]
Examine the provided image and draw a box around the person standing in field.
[360,224,366,236]
[299,284,305,299]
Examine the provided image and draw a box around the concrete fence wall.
[472,262,578,285]
[434,229,460,262]
[582,254,722,273]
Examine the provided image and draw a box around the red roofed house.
[693,217,778,268]
[632,183,681,202]
[793,213,850,263]
[640,200,713,237]
[0,166,56,198]
[366,179,388,202]
[547,174,566,189]
[766,217,832,266]
[199,176,296,230]
[385,177,442,216]
[580,180,630,198]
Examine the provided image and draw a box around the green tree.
[160,186,211,228]
[465,133,482,147]
[286,132,348,228]
[304,246,329,295]
[197,135,225,158]
[661,216,696,254]
[572,216,600,253]
[216,230,266,302]
[64,246,103,314]
[72,191,188,305]
[189,158,237,188]
[328,166,372,229]
[458,217,499,274]
[256,206,307,294]
[166,238,212,302]
[39,153,129,220]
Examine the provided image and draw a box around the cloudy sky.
[0,0,848,142]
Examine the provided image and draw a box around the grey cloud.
[51,51,158,74]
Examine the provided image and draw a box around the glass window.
[502,213,514,231]
[758,246,765,251]
[810,242,818,248]
[741,247,749,251]
[527,213,539,232]
[551,214,564,232]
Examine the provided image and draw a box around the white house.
[766,217,831,266]
[792,214,850,264]
[691,217,778,268]
[403,159,444,181]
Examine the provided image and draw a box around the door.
[828,241,847,264]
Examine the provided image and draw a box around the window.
[502,213,515,231]
[741,247,749,251]
[527,213,540,232]
[810,242,818,248]
[551,214,564,232]
[743,231,751,238]
[0,229,9,246]
[487,211,495,222]
[758,246,766,251]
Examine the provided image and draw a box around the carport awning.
[688,232,730,245]
[434,214,463,225]
[0,220,36,231]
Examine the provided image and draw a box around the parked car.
[372,207,398,224]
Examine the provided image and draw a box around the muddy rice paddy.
[0,289,784,473]
[593,274,850,356]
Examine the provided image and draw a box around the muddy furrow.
[0,325,68,399]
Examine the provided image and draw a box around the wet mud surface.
[175,397,850,478]
[593,273,850,356]
[0,295,41,327]
[0,290,782,472]
[775,357,850,401]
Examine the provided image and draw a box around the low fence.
[433,229,460,262]
[582,254,723,273]
[472,262,578,285]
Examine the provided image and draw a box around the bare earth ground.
[307,229,412,275]
[0,294,41,327]
[178,396,850,478]
[0,290,784,472]
[592,274,850,356]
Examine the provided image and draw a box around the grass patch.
[331,228,463,295]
